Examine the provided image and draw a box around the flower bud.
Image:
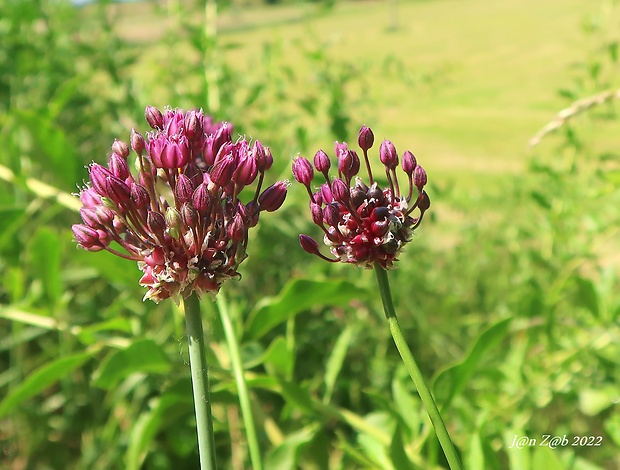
[105,176,131,204]
[79,187,101,208]
[313,150,331,175]
[299,234,320,255]
[109,154,130,180]
[165,207,182,239]
[181,202,198,228]
[358,125,374,151]
[413,165,427,191]
[418,190,431,211]
[80,208,100,228]
[331,178,350,204]
[147,211,167,242]
[89,164,113,196]
[292,157,314,187]
[175,174,194,204]
[192,183,211,214]
[210,153,236,187]
[379,140,398,170]
[227,212,246,241]
[310,202,323,225]
[184,109,203,142]
[72,224,105,251]
[402,150,417,175]
[258,180,289,212]
[145,106,164,129]
[323,202,340,227]
[112,139,130,159]
[233,154,258,187]
[131,129,146,155]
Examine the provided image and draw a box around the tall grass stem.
[217,294,263,470]
[373,264,463,470]
[183,292,217,470]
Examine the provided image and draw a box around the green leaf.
[434,317,512,409]
[28,227,62,304]
[0,352,92,419]
[265,424,318,470]
[276,378,317,416]
[245,278,366,340]
[261,336,294,378]
[532,445,564,470]
[323,324,355,404]
[574,276,599,317]
[389,423,414,470]
[126,391,193,470]
[93,339,171,389]
[466,430,485,470]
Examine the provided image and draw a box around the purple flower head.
[73,106,287,303]
[292,126,429,269]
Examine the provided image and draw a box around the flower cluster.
[292,126,430,269]
[73,106,288,302]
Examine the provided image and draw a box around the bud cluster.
[73,106,288,302]
[292,125,430,269]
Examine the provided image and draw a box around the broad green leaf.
[434,317,512,409]
[574,276,599,317]
[0,352,92,419]
[323,324,355,404]
[126,392,193,470]
[245,278,366,340]
[28,227,62,304]
[578,387,617,416]
[261,336,293,378]
[265,424,318,470]
[389,423,414,470]
[466,431,485,470]
[93,339,171,389]
[391,372,421,435]
[276,378,316,416]
[0,207,26,251]
[504,429,531,470]
[532,445,564,470]
[604,413,620,447]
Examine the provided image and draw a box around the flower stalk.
[183,292,217,470]
[374,264,462,470]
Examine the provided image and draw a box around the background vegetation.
[1,0,619,468]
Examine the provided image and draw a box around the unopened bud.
[413,165,427,191]
[292,157,314,187]
[258,180,289,212]
[401,150,417,175]
[165,207,182,239]
[358,125,374,151]
[379,140,398,170]
[145,106,164,129]
[111,139,130,159]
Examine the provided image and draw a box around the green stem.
[216,294,263,470]
[183,292,217,470]
[373,264,463,470]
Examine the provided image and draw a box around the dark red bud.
[109,154,130,180]
[233,154,258,187]
[227,213,246,241]
[130,183,149,208]
[331,178,350,204]
[184,109,203,141]
[358,125,374,151]
[402,150,417,175]
[299,234,320,255]
[181,203,198,228]
[413,165,427,191]
[131,129,146,155]
[323,202,340,227]
[175,174,194,204]
[89,164,113,196]
[418,190,430,211]
[258,180,288,212]
[192,183,211,214]
[72,224,105,251]
[147,211,167,241]
[111,139,130,159]
[310,202,323,225]
[210,153,236,187]
[313,149,331,175]
[379,140,398,170]
[145,106,164,129]
[105,176,131,204]
[80,208,100,228]
[292,157,314,187]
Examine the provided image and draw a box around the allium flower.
[292,126,430,269]
[73,106,288,303]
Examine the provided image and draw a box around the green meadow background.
[1,0,619,468]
